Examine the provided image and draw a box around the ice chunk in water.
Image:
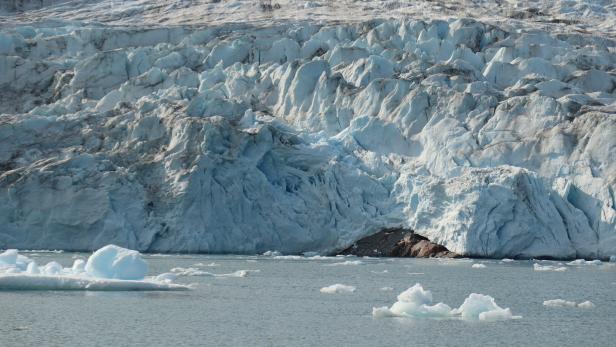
[543,299,576,307]
[320,284,356,294]
[373,283,519,321]
[533,263,567,272]
[577,301,595,309]
[373,283,452,319]
[453,294,515,321]
[0,245,188,291]
[0,249,18,265]
[85,245,148,280]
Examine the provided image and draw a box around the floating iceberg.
[566,259,602,266]
[0,246,189,291]
[472,264,487,269]
[85,245,148,280]
[543,299,595,309]
[169,267,257,278]
[325,260,364,266]
[577,301,595,309]
[373,283,519,321]
[320,284,356,294]
[533,263,567,272]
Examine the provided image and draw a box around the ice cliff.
[0,1,615,259]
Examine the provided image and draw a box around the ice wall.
[0,12,615,258]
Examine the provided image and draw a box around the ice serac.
[0,3,615,259]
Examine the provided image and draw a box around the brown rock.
[338,228,459,258]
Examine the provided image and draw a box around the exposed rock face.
[338,229,459,258]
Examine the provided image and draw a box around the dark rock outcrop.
[338,229,459,258]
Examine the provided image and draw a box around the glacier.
[0,0,615,259]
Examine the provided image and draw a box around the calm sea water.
[1,253,615,347]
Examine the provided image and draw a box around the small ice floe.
[192,262,220,267]
[373,283,520,321]
[543,299,595,309]
[577,301,595,309]
[320,284,356,294]
[566,259,602,266]
[472,264,487,269]
[270,254,332,260]
[543,299,576,307]
[609,256,616,263]
[370,270,389,274]
[407,272,424,275]
[170,267,258,278]
[380,287,394,291]
[325,260,363,266]
[501,258,515,263]
[273,255,304,260]
[262,250,282,257]
[0,245,189,291]
[533,263,567,272]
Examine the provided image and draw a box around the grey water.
[1,253,615,347]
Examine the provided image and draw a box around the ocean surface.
[1,253,615,347]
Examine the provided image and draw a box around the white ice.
[533,263,568,272]
[472,264,487,269]
[543,299,595,309]
[372,283,519,321]
[566,259,602,266]
[1,1,615,259]
[0,246,189,291]
[577,301,595,309]
[170,267,257,277]
[320,284,356,294]
[325,260,364,266]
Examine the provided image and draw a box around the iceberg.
[85,245,148,280]
[533,263,567,272]
[0,1,615,259]
[170,267,257,278]
[577,301,595,309]
[543,299,595,309]
[320,284,356,294]
[325,260,364,266]
[0,246,189,291]
[566,259,602,266]
[543,299,577,308]
[372,283,519,321]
